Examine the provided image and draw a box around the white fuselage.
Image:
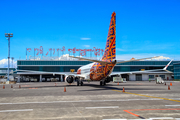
[77,62,94,80]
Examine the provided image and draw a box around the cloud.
[83,45,90,48]
[153,56,171,60]
[81,38,91,40]
[0,59,17,68]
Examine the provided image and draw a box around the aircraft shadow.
[17,82,166,91]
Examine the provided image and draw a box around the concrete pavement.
[0,81,180,120]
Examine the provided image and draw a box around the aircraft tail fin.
[101,12,116,62]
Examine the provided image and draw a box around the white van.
[113,77,126,83]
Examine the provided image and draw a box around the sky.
[0,0,180,67]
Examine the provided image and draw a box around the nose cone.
[77,69,81,74]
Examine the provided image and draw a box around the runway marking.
[0,109,33,113]
[72,103,86,120]
[102,119,127,120]
[165,105,180,106]
[149,117,174,119]
[123,110,139,117]
[85,106,119,109]
[29,88,38,89]
[22,85,29,87]
[125,108,180,111]
[112,89,180,103]
[169,98,180,100]
[103,118,177,120]
[124,108,180,118]
[0,99,161,105]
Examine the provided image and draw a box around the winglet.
[163,60,173,70]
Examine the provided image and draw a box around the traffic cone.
[170,83,172,86]
[11,85,13,88]
[117,82,119,85]
[164,82,166,85]
[19,85,21,89]
[168,85,170,90]
[64,87,66,92]
[3,85,5,89]
[123,87,125,92]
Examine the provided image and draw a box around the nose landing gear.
[100,80,106,86]
[77,78,83,86]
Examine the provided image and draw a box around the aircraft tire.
[103,81,106,86]
[100,81,103,86]
[77,80,79,86]
[80,81,83,86]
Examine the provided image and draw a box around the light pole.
[5,33,13,82]
[11,57,14,68]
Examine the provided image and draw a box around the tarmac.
[0,81,180,120]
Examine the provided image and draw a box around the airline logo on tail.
[102,12,116,62]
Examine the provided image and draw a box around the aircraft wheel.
[100,81,103,86]
[77,80,79,86]
[103,81,106,86]
[80,80,83,86]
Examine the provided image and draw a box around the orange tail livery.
[90,12,116,80]
[102,12,116,62]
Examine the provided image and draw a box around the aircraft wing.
[69,56,111,64]
[70,56,160,65]
[110,70,173,76]
[116,56,161,64]
[17,70,84,77]
[110,60,173,76]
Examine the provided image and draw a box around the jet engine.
[66,76,74,83]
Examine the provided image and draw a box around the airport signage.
[29,56,59,60]
[26,46,104,59]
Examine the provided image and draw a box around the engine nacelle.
[66,76,74,83]
[105,76,111,83]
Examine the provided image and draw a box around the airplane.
[66,12,172,86]
[17,12,172,86]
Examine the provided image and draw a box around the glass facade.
[174,63,180,80]
[17,60,179,77]
[17,60,93,72]
[18,66,80,72]
[17,60,92,66]
[117,61,178,66]
[113,66,172,72]
[149,75,154,79]
[0,68,16,75]
[159,75,165,79]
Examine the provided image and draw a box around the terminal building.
[0,68,16,78]
[15,60,180,82]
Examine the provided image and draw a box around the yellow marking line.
[112,90,180,103]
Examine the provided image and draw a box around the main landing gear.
[100,80,106,86]
[77,78,83,86]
